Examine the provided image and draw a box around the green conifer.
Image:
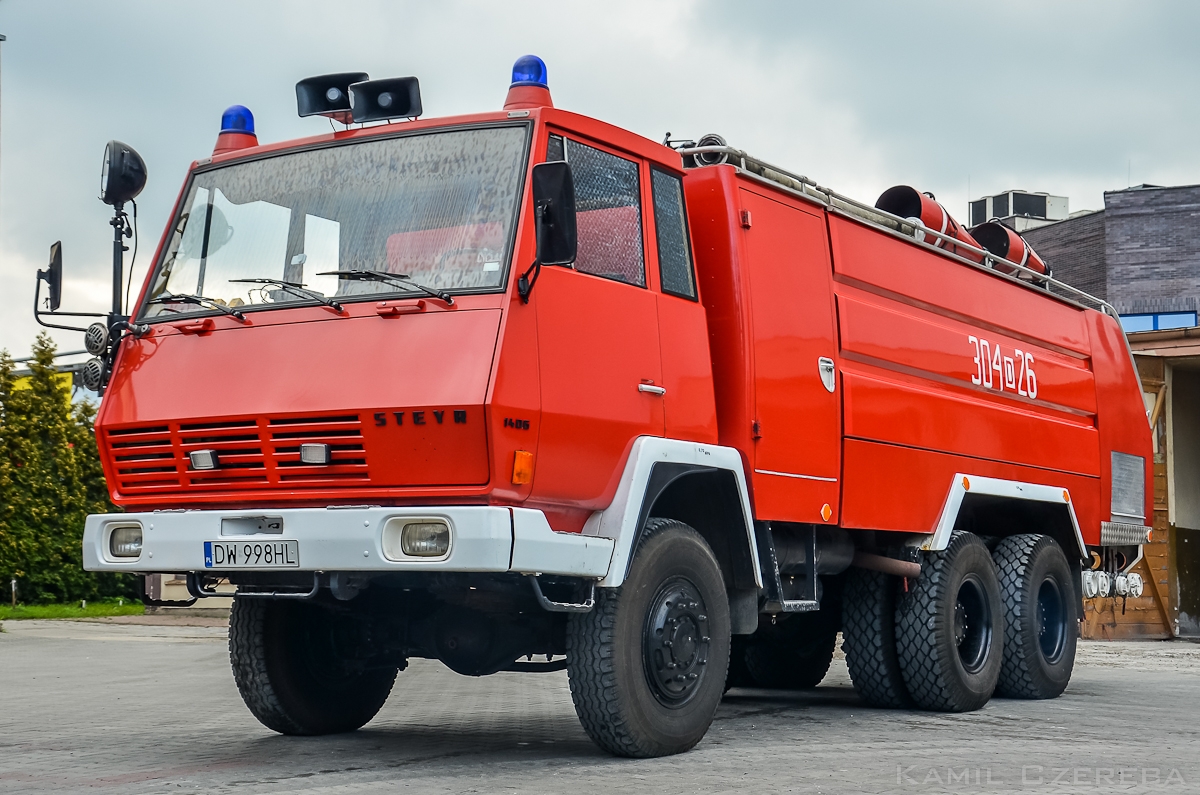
[0,334,134,603]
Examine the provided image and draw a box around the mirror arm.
[32,278,102,332]
[517,260,542,304]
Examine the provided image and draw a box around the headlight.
[109,525,143,558]
[382,519,450,560]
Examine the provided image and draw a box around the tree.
[0,334,135,603]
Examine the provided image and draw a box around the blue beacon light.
[214,104,258,155]
[220,105,256,134]
[510,55,548,88]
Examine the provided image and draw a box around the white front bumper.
[82,506,614,579]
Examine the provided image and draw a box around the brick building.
[1024,184,1200,331]
[1020,185,1200,639]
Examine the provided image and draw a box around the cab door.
[741,188,841,523]
[532,134,664,510]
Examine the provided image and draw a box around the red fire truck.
[36,55,1152,758]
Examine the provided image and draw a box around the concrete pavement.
[1,618,1197,794]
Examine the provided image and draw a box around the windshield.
[141,125,528,319]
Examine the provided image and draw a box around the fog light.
[189,449,219,470]
[401,522,450,556]
[382,519,451,560]
[299,443,331,465]
[109,525,143,558]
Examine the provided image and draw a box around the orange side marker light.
[1063,490,1070,503]
[821,503,832,522]
[962,476,970,491]
[512,450,534,485]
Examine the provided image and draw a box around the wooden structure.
[1083,328,1200,639]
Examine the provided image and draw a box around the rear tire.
[742,613,837,690]
[992,534,1078,699]
[896,532,1003,712]
[566,518,730,757]
[725,635,752,692]
[842,568,913,708]
[229,598,397,735]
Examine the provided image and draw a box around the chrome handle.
[818,357,836,393]
[638,384,666,395]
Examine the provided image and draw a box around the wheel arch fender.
[923,473,1087,562]
[585,437,762,592]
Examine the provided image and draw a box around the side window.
[650,169,697,300]
[545,134,645,287]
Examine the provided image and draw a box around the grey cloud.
[1,0,1196,354]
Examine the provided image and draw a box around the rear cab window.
[650,169,697,300]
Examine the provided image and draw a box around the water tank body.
[969,221,1048,275]
[875,186,983,263]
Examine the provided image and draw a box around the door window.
[650,169,697,300]
[546,134,645,287]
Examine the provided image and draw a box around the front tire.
[566,518,730,757]
[229,598,397,735]
[896,532,1003,712]
[992,534,1078,699]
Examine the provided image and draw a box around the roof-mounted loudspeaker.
[296,72,370,123]
[349,77,422,123]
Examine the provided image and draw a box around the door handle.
[638,384,666,396]
[818,357,836,393]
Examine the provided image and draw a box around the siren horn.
[296,72,369,124]
[348,77,422,123]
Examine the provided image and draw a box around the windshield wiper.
[317,269,454,306]
[228,278,344,313]
[146,293,247,321]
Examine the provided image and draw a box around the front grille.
[268,415,368,484]
[106,414,367,494]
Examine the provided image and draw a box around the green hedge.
[0,334,138,604]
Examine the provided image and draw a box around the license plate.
[204,540,299,568]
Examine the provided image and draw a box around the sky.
[1,0,1199,358]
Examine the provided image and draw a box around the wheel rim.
[642,576,711,707]
[953,574,993,674]
[1036,577,1067,663]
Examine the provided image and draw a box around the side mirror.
[38,241,63,311]
[531,161,577,265]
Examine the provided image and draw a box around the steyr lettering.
[374,409,468,427]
